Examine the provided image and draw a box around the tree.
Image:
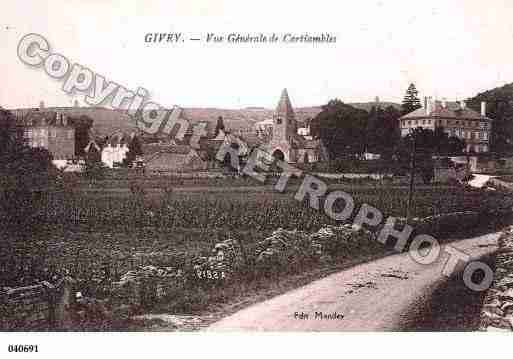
[396,128,435,184]
[83,157,106,181]
[125,135,143,165]
[215,116,225,137]
[0,107,54,228]
[69,115,93,157]
[310,99,368,158]
[366,105,401,156]
[401,83,422,115]
[432,127,466,155]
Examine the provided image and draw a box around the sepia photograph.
[1,0,513,357]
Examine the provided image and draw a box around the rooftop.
[401,101,489,121]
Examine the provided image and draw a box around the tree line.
[310,83,467,161]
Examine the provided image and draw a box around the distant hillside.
[350,102,401,112]
[8,101,399,138]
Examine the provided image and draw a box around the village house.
[399,98,492,153]
[14,107,76,168]
[142,143,208,173]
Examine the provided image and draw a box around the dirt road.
[207,233,500,331]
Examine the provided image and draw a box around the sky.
[1,0,513,109]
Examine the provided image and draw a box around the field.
[1,179,509,328]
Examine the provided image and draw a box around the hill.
[7,101,399,139]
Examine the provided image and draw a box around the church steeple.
[272,88,296,142]
[276,88,294,115]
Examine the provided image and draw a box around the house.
[99,134,130,168]
[399,98,492,153]
[16,109,75,168]
[143,144,208,173]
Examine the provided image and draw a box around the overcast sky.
[1,0,513,109]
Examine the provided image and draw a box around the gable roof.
[401,101,488,120]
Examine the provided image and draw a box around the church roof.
[276,88,294,115]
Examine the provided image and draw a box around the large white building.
[399,98,492,153]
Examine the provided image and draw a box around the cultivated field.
[2,182,505,280]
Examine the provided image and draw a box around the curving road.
[207,233,500,331]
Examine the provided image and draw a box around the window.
[40,128,47,137]
[67,130,73,139]
[276,118,282,125]
[484,132,488,140]
[51,129,57,138]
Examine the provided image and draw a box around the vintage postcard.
[1,0,513,357]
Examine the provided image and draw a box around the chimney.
[426,96,433,115]
[460,100,466,110]
[424,97,428,115]
[62,114,68,126]
[39,101,45,110]
[481,101,486,117]
[74,99,79,108]
[442,98,447,109]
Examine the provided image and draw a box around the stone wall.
[0,277,74,331]
[479,227,513,331]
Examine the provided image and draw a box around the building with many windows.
[399,98,492,153]
[18,110,76,161]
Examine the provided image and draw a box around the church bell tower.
[272,88,296,143]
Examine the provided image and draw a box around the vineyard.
[33,184,505,231]
[0,182,509,327]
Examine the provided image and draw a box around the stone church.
[263,88,322,164]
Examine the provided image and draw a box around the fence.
[0,277,74,331]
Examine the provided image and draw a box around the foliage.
[366,105,401,156]
[0,107,54,227]
[125,135,143,165]
[310,99,368,158]
[215,116,225,137]
[69,115,93,157]
[396,128,436,184]
[83,158,107,181]
[401,83,422,115]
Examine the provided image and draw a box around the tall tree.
[0,107,54,228]
[401,83,422,115]
[126,135,143,164]
[69,115,94,157]
[366,105,401,156]
[396,127,435,184]
[310,99,368,158]
[215,116,225,137]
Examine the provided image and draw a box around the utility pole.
[406,130,416,224]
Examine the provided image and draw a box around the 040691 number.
[8,345,38,353]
